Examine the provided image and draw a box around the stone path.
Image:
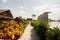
[18,24,39,40]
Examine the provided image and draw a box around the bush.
[31,20,49,40]
[31,20,60,40]
[22,20,29,33]
[46,27,60,40]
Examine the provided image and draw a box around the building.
[0,10,14,23]
[38,12,51,22]
[14,17,24,23]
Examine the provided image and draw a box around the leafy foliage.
[31,20,49,40]
[46,27,60,40]
[31,20,60,40]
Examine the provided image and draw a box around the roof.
[0,10,11,13]
[0,10,14,19]
[0,15,13,19]
[0,10,6,13]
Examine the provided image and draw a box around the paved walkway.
[18,24,39,40]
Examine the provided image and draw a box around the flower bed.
[0,20,23,40]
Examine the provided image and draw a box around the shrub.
[31,20,60,40]
[46,27,60,40]
[31,20,49,40]
[22,20,29,33]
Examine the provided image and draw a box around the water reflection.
[49,22,60,28]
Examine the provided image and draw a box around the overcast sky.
[0,0,60,20]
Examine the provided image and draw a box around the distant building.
[0,10,14,23]
[38,12,51,22]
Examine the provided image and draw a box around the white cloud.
[18,6,29,10]
[49,7,60,20]
[19,6,23,9]
[10,7,28,18]
[8,4,60,20]
[32,4,59,12]
[32,4,48,11]
[1,0,7,3]
[32,4,60,20]
[20,10,25,13]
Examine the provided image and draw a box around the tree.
[32,14,36,20]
